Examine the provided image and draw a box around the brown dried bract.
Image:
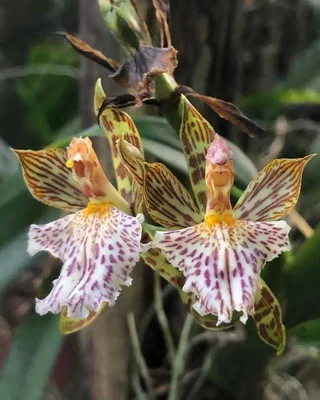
[58,32,120,72]
[152,0,171,47]
[176,85,267,143]
[110,45,177,89]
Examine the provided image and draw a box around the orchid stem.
[288,209,314,238]
[127,313,155,400]
[154,273,176,367]
[168,314,193,400]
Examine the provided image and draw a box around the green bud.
[98,0,151,50]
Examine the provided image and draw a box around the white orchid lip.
[152,219,291,325]
[29,203,144,318]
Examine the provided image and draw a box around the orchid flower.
[116,95,314,352]
[150,134,313,325]
[14,132,144,322]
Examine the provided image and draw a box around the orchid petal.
[152,219,290,325]
[119,136,202,228]
[233,155,315,221]
[253,279,286,355]
[142,247,224,330]
[142,163,203,228]
[180,98,215,215]
[28,205,143,318]
[60,304,106,334]
[14,148,87,212]
[96,80,144,214]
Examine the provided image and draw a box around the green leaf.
[288,319,320,346]
[0,173,47,245]
[143,138,187,172]
[0,313,62,400]
[285,228,320,328]
[227,140,258,188]
[0,208,60,293]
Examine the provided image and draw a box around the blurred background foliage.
[0,0,320,399]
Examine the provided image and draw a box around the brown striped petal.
[95,80,144,215]
[233,155,315,222]
[14,148,88,212]
[253,279,286,355]
[118,137,202,228]
[180,98,214,215]
[143,162,203,228]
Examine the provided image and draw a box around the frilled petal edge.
[28,204,144,318]
[151,219,290,325]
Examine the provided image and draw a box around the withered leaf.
[152,0,171,47]
[176,85,267,143]
[110,45,177,89]
[58,32,120,72]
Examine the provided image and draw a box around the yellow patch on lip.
[66,159,74,168]
[205,211,235,226]
[84,201,111,216]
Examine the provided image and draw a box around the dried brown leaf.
[110,45,177,89]
[58,32,120,72]
[152,0,171,47]
[176,85,267,143]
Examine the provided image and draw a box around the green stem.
[154,73,184,133]
[127,313,155,400]
[168,314,193,400]
[154,273,176,367]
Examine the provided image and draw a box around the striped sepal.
[253,279,286,355]
[60,305,106,334]
[142,163,203,228]
[233,155,315,221]
[96,82,144,214]
[143,247,184,288]
[14,148,87,212]
[119,137,202,228]
[180,97,215,215]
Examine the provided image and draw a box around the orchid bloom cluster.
[13,0,314,352]
[14,82,313,352]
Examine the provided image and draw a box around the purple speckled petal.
[151,219,290,325]
[28,205,144,318]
